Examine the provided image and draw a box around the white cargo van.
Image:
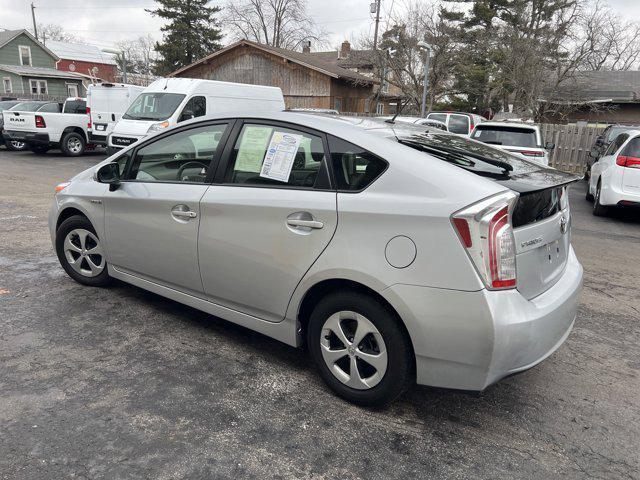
[107,78,286,152]
[87,83,144,147]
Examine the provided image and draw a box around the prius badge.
[560,215,568,234]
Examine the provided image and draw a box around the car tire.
[30,144,49,154]
[593,181,608,217]
[55,215,112,287]
[307,291,414,407]
[6,140,27,151]
[60,131,86,157]
[585,182,594,201]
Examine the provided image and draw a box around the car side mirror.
[96,162,121,191]
[589,147,600,159]
[545,142,555,150]
[178,110,194,123]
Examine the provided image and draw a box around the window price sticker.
[260,131,303,182]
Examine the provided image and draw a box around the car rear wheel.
[61,132,86,157]
[6,140,26,151]
[308,291,413,407]
[593,181,608,216]
[55,215,111,287]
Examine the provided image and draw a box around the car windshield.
[448,115,470,134]
[396,131,542,177]
[9,102,45,111]
[472,126,537,147]
[123,93,186,121]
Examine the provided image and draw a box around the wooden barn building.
[168,40,384,114]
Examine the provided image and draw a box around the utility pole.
[418,41,431,117]
[31,3,38,40]
[372,0,381,50]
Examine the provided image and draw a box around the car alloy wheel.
[63,228,105,277]
[67,137,83,154]
[320,311,388,390]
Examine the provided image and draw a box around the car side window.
[38,103,61,113]
[328,135,387,191]
[224,123,331,189]
[427,113,446,123]
[178,96,206,122]
[605,133,629,156]
[126,123,228,183]
[113,152,131,176]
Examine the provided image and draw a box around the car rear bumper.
[601,181,640,206]
[381,246,583,391]
[3,130,50,146]
[88,132,107,145]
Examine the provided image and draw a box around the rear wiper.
[431,144,514,173]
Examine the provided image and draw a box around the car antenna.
[385,98,411,124]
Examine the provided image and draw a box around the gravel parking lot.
[1,148,639,480]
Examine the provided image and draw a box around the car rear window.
[63,100,86,114]
[427,113,447,123]
[472,126,537,147]
[621,137,640,157]
[448,115,470,134]
[397,131,541,176]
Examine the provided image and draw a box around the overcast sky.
[1,0,639,52]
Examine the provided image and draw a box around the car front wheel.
[55,215,111,287]
[308,291,413,407]
[593,181,608,216]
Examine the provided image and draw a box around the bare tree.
[115,35,159,76]
[37,24,77,44]
[224,0,327,50]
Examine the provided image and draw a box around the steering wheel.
[177,161,208,181]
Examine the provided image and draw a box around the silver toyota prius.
[50,112,583,406]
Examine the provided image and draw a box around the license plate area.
[95,123,107,131]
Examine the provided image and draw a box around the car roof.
[475,121,538,130]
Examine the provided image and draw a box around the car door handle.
[286,211,324,230]
[172,210,197,218]
[171,205,197,220]
[287,219,324,229]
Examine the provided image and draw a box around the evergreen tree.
[148,0,223,76]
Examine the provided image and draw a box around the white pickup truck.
[2,98,89,156]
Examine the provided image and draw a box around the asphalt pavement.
[0,148,638,479]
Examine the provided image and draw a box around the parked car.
[585,124,640,180]
[2,97,88,156]
[426,111,486,136]
[587,130,640,216]
[471,121,554,166]
[86,83,145,150]
[0,100,61,151]
[107,78,285,153]
[378,115,449,131]
[50,112,582,406]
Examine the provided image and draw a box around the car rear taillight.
[616,155,640,168]
[35,115,46,128]
[451,191,518,290]
[86,106,91,129]
[518,150,544,157]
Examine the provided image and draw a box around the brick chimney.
[302,40,311,53]
[339,40,351,59]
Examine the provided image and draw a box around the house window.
[382,80,389,94]
[66,83,79,97]
[376,102,384,115]
[29,79,48,95]
[2,77,11,94]
[19,45,32,66]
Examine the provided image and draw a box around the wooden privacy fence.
[538,123,605,174]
